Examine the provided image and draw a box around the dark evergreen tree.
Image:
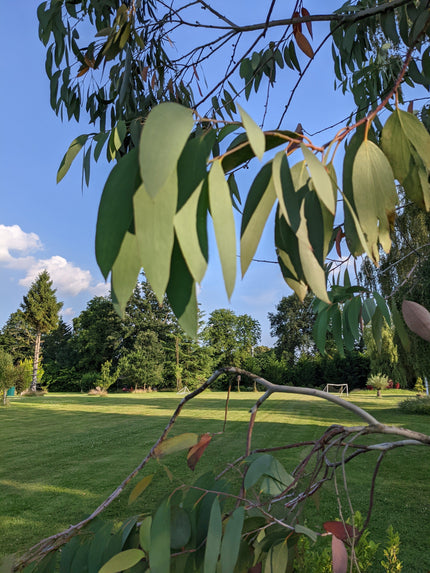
[73,296,124,373]
[0,310,34,364]
[42,318,78,390]
[20,271,63,391]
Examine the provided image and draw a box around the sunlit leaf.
[174,183,207,283]
[139,103,193,198]
[352,140,397,263]
[111,231,141,317]
[240,163,276,277]
[128,474,153,505]
[133,170,177,302]
[301,144,336,215]
[57,134,90,183]
[153,433,199,459]
[272,151,300,232]
[208,160,236,299]
[238,104,265,160]
[98,549,145,573]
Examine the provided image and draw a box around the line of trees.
[3,268,426,396]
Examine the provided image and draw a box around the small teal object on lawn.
[6,387,15,396]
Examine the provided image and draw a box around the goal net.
[323,383,349,396]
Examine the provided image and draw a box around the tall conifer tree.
[21,271,63,391]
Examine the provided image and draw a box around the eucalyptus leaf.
[203,497,222,573]
[240,163,276,277]
[111,231,141,316]
[238,104,265,160]
[220,507,245,573]
[208,160,236,299]
[150,498,171,573]
[139,103,194,198]
[133,170,177,303]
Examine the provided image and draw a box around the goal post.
[323,383,349,397]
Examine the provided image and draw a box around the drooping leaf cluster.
[42,1,430,353]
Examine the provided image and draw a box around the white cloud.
[0,224,42,266]
[19,255,96,296]
[90,281,110,297]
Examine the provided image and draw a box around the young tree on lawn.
[0,348,14,405]
[20,271,63,392]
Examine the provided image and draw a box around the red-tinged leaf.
[193,64,200,81]
[248,564,262,573]
[332,536,348,573]
[294,30,314,59]
[141,66,148,82]
[292,11,301,34]
[187,433,212,471]
[407,100,414,113]
[323,521,356,541]
[77,66,89,77]
[151,72,157,89]
[286,123,304,155]
[402,300,430,342]
[301,7,313,38]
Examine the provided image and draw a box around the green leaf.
[139,103,193,198]
[391,299,411,352]
[111,231,141,316]
[220,507,245,573]
[174,183,208,284]
[373,291,391,327]
[57,134,89,183]
[301,144,336,215]
[221,131,297,173]
[150,498,170,573]
[342,131,365,257]
[272,151,300,232]
[133,170,177,303]
[99,549,144,573]
[204,498,222,573]
[94,132,110,162]
[313,305,330,354]
[296,216,330,303]
[371,306,384,353]
[294,524,318,543]
[129,474,154,505]
[170,507,191,549]
[240,163,276,277]
[208,160,236,299]
[245,454,293,493]
[139,517,152,553]
[330,305,345,358]
[381,109,430,210]
[237,104,265,160]
[362,298,376,324]
[154,433,199,458]
[166,239,198,337]
[264,542,288,573]
[352,140,397,263]
[345,296,361,341]
[96,148,140,279]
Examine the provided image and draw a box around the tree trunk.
[31,330,41,392]
[2,389,7,406]
[377,388,381,398]
[237,374,241,393]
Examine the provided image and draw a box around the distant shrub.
[414,377,425,395]
[80,371,101,392]
[398,396,430,415]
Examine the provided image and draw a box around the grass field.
[1,390,429,571]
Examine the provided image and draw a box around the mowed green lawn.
[1,390,429,571]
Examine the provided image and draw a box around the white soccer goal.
[323,383,349,397]
[177,386,191,395]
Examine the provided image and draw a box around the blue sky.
[0,1,354,345]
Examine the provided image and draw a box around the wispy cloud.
[0,224,42,267]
